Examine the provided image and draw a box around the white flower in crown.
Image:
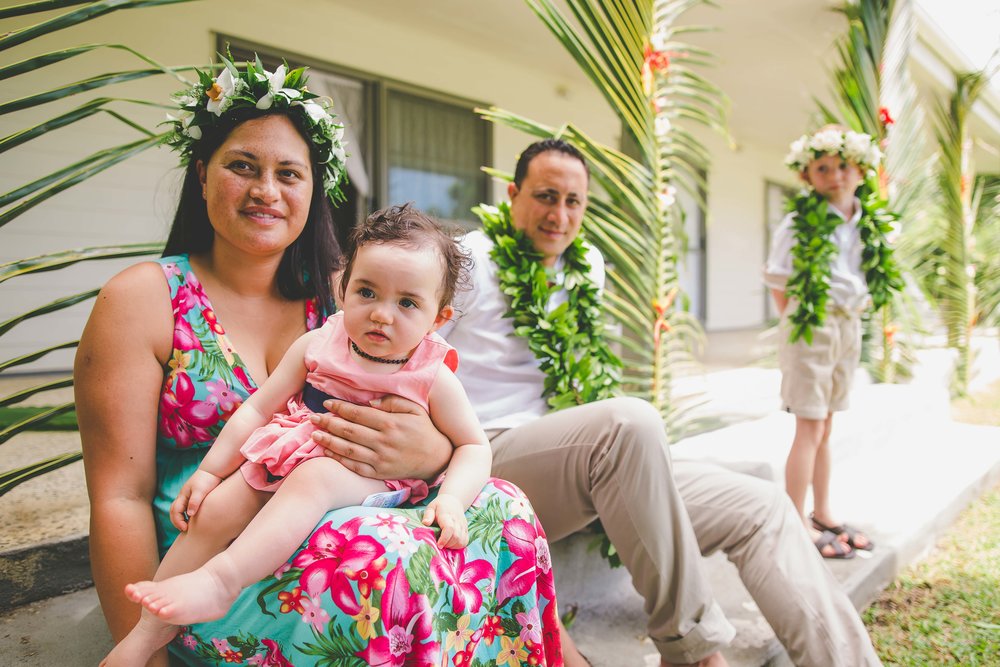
[181,113,201,140]
[843,131,873,162]
[296,98,329,124]
[784,136,810,169]
[255,65,302,110]
[206,68,238,116]
[864,143,883,169]
[809,128,844,154]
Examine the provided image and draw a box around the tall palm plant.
[481,0,725,431]
[818,0,929,383]
[915,69,994,394]
[0,0,197,495]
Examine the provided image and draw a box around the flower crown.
[784,127,882,175]
[165,55,347,204]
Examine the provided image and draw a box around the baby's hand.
[421,493,469,549]
[170,469,223,531]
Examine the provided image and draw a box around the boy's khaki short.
[778,305,863,420]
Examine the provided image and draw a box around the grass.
[0,406,78,431]
[863,378,1000,666]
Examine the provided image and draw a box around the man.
[317,139,881,667]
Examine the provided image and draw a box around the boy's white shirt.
[439,229,605,431]
[763,196,869,312]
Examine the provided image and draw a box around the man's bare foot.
[661,650,729,667]
[558,620,592,667]
[126,553,242,625]
[100,612,178,667]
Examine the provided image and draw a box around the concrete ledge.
[0,534,91,609]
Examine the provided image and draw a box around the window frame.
[221,35,493,224]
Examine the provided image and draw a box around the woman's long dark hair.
[163,106,341,316]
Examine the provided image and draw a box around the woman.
[77,58,561,666]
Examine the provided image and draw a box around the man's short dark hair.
[512,139,590,187]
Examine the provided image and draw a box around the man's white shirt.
[439,229,605,431]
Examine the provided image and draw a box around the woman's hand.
[170,469,224,531]
[309,395,452,480]
[422,493,469,549]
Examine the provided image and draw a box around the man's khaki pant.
[490,397,880,666]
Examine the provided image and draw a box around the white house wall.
[0,0,619,372]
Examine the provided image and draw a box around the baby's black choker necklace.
[351,340,409,365]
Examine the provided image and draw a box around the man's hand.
[170,469,223,531]
[309,395,452,480]
[422,493,469,549]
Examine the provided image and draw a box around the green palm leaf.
[483,0,724,424]
[1,0,196,494]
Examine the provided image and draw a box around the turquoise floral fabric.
[154,255,562,666]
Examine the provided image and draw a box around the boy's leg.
[675,460,881,667]
[809,413,835,521]
[784,415,826,522]
[135,457,385,625]
[490,396,734,665]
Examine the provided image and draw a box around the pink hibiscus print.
[172,317,204,352]
[356,561,440,666]
[233,364,256,393]
[497,518,556,605]
[257,639,294,667]
[300,594,331,633]
[205,379,242,412]
[516,607,542,644]
[159,371,220,448]
[293,518,388,615]
[429,549,495,615]
[173,272,211,315]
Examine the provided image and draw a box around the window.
[226,41,491,237]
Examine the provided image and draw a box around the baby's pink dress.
[239,311,457,501]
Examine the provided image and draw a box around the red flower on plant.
[356,561,440,667]
[642,43,671,96]
[221,649,244,663]
[158,371,221,448]
[879,106,894,126]
[430,548,495,615]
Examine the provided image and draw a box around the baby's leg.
[126,473,269,619]
[100,608,178,667]
[134,457,384,626]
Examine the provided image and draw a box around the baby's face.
[341,242,452,361]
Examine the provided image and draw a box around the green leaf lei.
[474,202,622,410]
[785,181,904,344]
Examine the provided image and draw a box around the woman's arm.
[308,395,453,480]
[76,263,173,646]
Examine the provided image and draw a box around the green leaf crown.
[165,54,348,204]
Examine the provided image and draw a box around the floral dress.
[155,255,562,667]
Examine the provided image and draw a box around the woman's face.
[197,114,313,260]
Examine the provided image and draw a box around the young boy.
[764,125,888,559]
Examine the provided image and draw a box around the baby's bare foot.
[131,553,243,625]
[100,612,177,667]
